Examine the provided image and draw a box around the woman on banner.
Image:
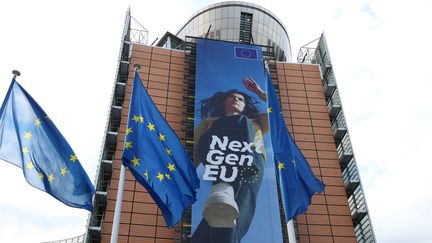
[192,77,268,243]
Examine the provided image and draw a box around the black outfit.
[193,115,265,243]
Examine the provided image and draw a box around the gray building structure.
[82,2,376,243]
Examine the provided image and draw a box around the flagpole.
[262,59,297,243]
[110,64,141,243]
[110,164,125,243]
[287,219,297,243]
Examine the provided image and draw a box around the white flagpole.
[110,64,141,243]
[110,165,126,243]
[287,219,297,243]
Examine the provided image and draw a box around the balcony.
[331,112,347,140]
[337,141,353,169]
[320,63,332,79]
[327,89,341,118]
[349,187,368,224]
[114,82,126,103]
[323,69,337,97]
[355,215,375,243]
[323,81,336,97]
[118,61,129,83]
[342,159,360,195]
[352,208,368,225]
[87,214,103,243]
[110,105,122,124]
[95,191,107,207]
[327,99,341,118]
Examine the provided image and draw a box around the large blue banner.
[192,39,283,243]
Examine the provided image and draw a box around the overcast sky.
[1,0,431,242]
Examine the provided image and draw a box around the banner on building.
[192,39,283,243]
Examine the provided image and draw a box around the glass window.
[215,30,221,39]
[220,29,227,40]
[215,8,221,19]
[252,20,258,33]
[223,17,229,28]
[227,18,234,28]
[233,7,241,18]
[258,23,263,36]
[232,28,240,41]
[221,7,228,18]
[193,17,198,29]
[258,11,264,24]
[214,18,222,30]
[257,34,264,45]
[228,6,234,17]
[209,9,215,21]
[203,11,209,23]
[234,18,240,30]
[227,28,234,41]
[264,15,270,26]
[198,14,204,26]
[239,12,253,43]
[271,20,277,31]
[198,24,204,36]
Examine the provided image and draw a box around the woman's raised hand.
[242,77,264,97]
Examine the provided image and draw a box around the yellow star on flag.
[144,170,149,180]
[126,127,133,135]
[125,141,133,149]
[132,115,140,122]
[24,131,32,140]
[166,148,172,155]
[22,147,29,155]
[159,133,165,141]
[48,173,54,183]
[26,162,34,170]
[70,154,78,163]
[139,115,144,123]
[45,115,51,120]
[39,172,44,180]
[147,122,155,131]
[165,173,171,180]
[167,163,176,172]
[278,161,285,170]
[156,172,164,182]
[267,107,272,113]
[131,156,140,166]
[60,167,68,176]
[34,118,42,126]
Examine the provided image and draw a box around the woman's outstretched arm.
[242,77,267,101]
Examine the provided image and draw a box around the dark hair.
[200,89,260,119]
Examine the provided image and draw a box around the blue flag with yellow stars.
[0,78,95,211]
[121,72,200,227]
[265,71,325,221]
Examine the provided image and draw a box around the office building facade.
[86,2,375,242]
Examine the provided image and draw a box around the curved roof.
[176,1,290,42]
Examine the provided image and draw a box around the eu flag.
[121,72,200,227]
[266,71,325,221]
[234,47,258,60]
[0,78,95,211]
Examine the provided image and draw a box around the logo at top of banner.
[234,47,258,60]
